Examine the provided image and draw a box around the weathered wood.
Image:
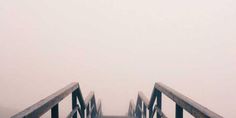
[138,92,149,107]
[128,100,135,117]
[11,82,101,118]
[84,91,95,107]
[129,82,222,118]
[97,100,101,112]
[97,100,102,117]
[12,82,79,118]
[155,82,223,118]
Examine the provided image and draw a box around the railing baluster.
[156,90,162,118]
[176,104,183,118]
[149,108,153,118]
[137,104,141,118]
[72,91,77,118]
[91,104,94,118]
[87,103,90,118]
[81,108,85,118]
[11,82,101,118]
[143,103,146,118]
[51,104,59,118]
[129,82,222,118]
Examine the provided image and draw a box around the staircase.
[11,82,223,118]
[102,116,129,118]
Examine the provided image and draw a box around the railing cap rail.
[155,82,223,118]
[11,82,79,118]
[84,91,95,107]
[138,91,149,107]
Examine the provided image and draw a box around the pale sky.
[0,0,236,117]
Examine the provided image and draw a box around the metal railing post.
[11,82,102,118]
[137,105,141,118]
[72,91,77,118]
[51,104,59,118]
[149,108,153,118]
[129,82,222,118]
[81,108,85,118]
[156,90,162,118]
[175,104,183,118]
[143,103,146,118]
[87,103,90,118]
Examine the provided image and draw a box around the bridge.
[11,82,223,118]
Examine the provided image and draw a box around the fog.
[0,0,236,117]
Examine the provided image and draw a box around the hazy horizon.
[1,0,236,117]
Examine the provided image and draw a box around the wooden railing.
[128,82,223,118]
[11,82,102,118]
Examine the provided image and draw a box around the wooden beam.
[11,82,79,118]
[155,82,223,118]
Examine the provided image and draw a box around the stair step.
[102,116,129,118]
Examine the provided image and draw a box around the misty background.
[0,0,236,117]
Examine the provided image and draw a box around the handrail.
[128,100,135,117]
[138,92,149,107]
[128,82,223,118]
[97,100,103,117]
[85,92,95,106]
[11,82,102,118]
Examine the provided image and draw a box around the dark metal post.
[91,104,94,118]
[156,90,162,118]
[176,104,183,118]
[138,104,142,118]
[149,108,153,118]
[51,104,59,118]
[72,91,77,118]
[80,108,85,118]
[86,103,90,118]
[92,98,96,118]
[143,103,146,118]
